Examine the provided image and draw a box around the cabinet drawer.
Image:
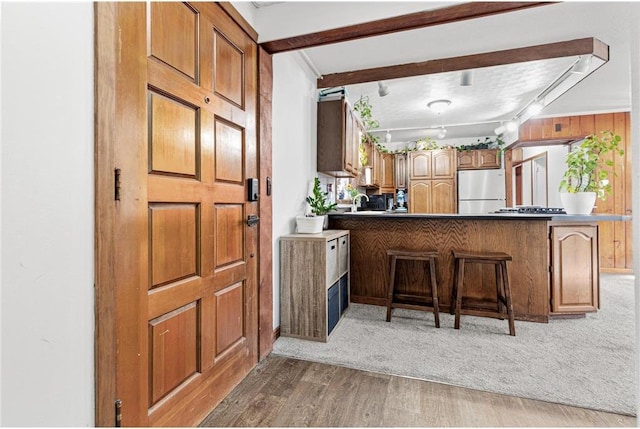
[339,235,349,274]
[326,239,339,285]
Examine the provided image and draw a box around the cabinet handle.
[331,245,336,250]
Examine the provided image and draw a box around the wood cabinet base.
[331,217,600,323]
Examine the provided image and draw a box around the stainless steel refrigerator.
[458,169,506,214]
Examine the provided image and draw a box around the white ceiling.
[249,1,638,144]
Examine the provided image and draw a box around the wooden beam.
[260,2,554,54]
[318,37,608,88]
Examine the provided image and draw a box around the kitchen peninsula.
[329,211,630,322]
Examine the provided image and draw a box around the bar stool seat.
[386,249,440,328]
[450,250,515,336]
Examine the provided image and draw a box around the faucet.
[353,193,369,207]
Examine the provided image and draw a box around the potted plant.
[558,130,624,214]
[296,177,337,233]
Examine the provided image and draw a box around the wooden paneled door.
[95,3,260,426]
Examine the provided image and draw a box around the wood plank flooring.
[200,355,635,427]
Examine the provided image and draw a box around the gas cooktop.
[496,206,567,214]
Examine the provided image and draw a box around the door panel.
[149,93,199,177]
[98,2,259,426]
[150,2,198,81]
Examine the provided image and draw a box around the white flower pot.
[560,192,596,215]
[296,215,325,233]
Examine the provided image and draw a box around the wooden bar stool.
[386,249,440,328]
[450,250,515,336]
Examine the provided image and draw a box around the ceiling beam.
[317,37,609,88]
[260,2,555,54]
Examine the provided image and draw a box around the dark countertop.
[329,211,631,222]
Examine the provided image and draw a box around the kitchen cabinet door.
[409,151,431,180]
[432,149,456,178]
[409,180,431,213]
[430,180,456,213]
[395,153,407,189]
[317,98,360,177]
[550,224,599,313]
[380,152,395,190]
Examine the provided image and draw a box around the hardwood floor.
[200,355,635,427]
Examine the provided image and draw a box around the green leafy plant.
[558,130,624,199]
[456,134,505,152]
[305,177,337,215]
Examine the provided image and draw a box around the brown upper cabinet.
[380,152,395,193]
[394,153,407,189]
[408,149,456,180]
[457,149,501,170]
[317,98,362,177]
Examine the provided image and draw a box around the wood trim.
[94,3,117,426]
[217,2,259,42]
[272,326,280,342]
[258,46,274,360]
[260,2,553,54]
[318,37,607,88]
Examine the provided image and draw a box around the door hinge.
[114,168,121,201]
[115,399,122,427]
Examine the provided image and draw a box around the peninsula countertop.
[329,211,631,222]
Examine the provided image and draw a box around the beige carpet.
[273,273,636,416]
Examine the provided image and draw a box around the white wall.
[1,3,94,426]
[522,145,568,208]
[271,51,319,328]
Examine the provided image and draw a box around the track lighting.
[437,127,447,139]
[460,70,474,86]
[385,130,392,143]
[378,81,390,97]
[571,55,592,74]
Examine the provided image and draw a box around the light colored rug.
[273,273,636,416]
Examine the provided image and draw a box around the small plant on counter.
[305,177,337,215]
[558,130,624,200]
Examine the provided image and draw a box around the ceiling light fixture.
[494,125,506,135]
[385,130,392,143]
[571,55,592,74]
[460,70,474,86]
[378,81,390,97]
[427,99,451,114]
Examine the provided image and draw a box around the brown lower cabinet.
[550,223,599,314]
[330,215,607,322]
[409,179,456,213]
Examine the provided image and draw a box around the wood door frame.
[94,2,272,425]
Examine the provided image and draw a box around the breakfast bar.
[329,212,629,322]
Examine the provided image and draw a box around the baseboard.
[273,326,280,341]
